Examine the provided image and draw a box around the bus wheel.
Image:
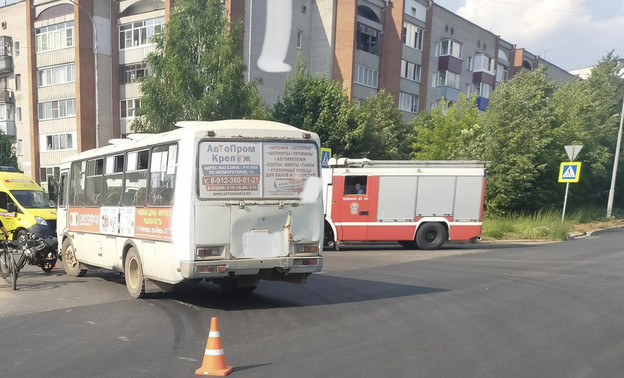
[416,223,447,250]
[125,248,146,299]
[62,238,87,277]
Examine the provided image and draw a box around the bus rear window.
[198,141,318,199]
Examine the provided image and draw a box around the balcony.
[0,120,15,137]
[0,89,14,103]
[0,55,11,75]
[0,36,12,75]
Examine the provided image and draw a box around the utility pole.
[606,97,624,218]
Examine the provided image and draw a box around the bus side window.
[124,150,148,207]
[148,144,177,207]
[69,161,86,207]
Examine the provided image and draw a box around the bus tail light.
[296,244,319,253]
[197,265,227,273]
[298,259,318,266]
[197,247,222,258]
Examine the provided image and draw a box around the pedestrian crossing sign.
[321,148,331,168]
[558,162,581,183]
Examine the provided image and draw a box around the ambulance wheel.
[62,238,87,277]
[416,223,446,250]
[15,229,28,248]
[125,247,146,299]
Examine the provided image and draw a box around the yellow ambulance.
[0,167,57,243]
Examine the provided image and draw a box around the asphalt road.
[1,231,624,377]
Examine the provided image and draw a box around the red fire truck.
[322,158,487,250]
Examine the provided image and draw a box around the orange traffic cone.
[195,317,234,376]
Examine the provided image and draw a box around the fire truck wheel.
[323,222,336,250]
[416,223,447,250]
[125,247,146,299]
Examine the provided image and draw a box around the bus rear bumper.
[179,256,323,280]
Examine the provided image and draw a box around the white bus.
[56,120,324,298]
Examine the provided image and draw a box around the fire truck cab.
[322,158,486,250]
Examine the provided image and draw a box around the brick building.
[0,0,572,187]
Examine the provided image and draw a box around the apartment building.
[0,1,26,170]
[0,0,572,188]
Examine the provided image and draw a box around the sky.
[433,0,624,71]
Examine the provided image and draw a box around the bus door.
[57,171,68,237]
[335,175,372,240]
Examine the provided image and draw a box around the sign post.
[560,145,582,221]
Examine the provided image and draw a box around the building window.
[40,166,60,188]
[402,22,423,50]
[297,30,303,49]
[14,74,20,91]
[467,56,473,71]
[37,64,75,87]
[13,41,18,56]
[354,65,378,88]
[437,70,461,89]
[35,21,74,52]
[474,54,495,73]
[42,133,74,151]
[496,64,508,82]
[16,139,23,156]
[120,63,149,84]
[0,104,14,121]
[439,39,462,59]
[399,92,419,114]
[15,107,21,122]
[119,17,165,50]
[356,23,380,55]
[121,98,141,118]
[401,60,421,82]
[478,82,492,99]
[37,98,76,120]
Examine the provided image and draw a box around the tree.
[550,53,624,209]
[474,67,558,215]
[271,59,354,155]
[133,0,266,133]
[348,91,412,159]
[0,133,17,168]
[411,94,480,160]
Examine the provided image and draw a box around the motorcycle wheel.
[41,259,56,273]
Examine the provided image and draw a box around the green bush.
[481,207,617,241]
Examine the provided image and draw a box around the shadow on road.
[328,241,549,252]
[162,274,448,310]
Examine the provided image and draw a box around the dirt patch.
[571,219,624,235]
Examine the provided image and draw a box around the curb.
[567,225,624,240]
